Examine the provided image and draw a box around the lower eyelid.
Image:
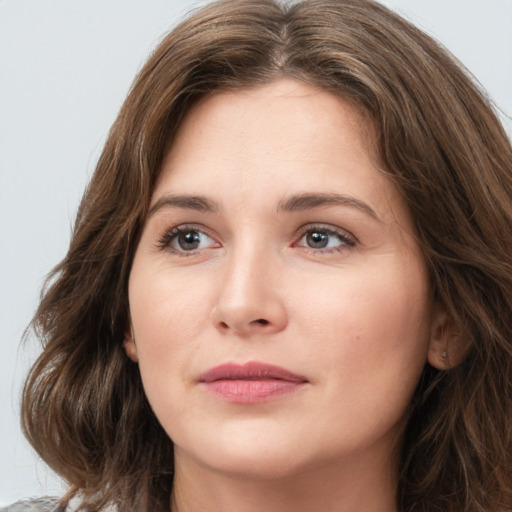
[157,224,221,254]
[156,223,355,254]
[296,227,356,247]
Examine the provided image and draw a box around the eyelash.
[295,224,357,254]
[156,223,357,257]
[157,224,218,257]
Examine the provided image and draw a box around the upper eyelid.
[161,223,215,237]
[293,227,357,255]
[155,222,358,249]
[295,223,357,241]
[157,223,218,248]
[297,224,349,234]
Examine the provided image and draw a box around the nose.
[211,247,288,337]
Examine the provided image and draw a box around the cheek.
[297,257,431,387]
[292,259,431,448]
[127,263,217,415]
[129,265,213,352]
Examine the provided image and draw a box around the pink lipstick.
[199,361,308,403]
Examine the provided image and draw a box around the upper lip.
[199,361,308,383]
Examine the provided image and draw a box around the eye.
[158,225,219,255]
[296,226,356,252]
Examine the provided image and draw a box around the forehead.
[154,78,410,230]
[165,78,376,169]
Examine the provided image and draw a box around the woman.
[6,0,512,511]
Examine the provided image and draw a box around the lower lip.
[202,379,307,403]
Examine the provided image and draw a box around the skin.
[126,78,449,512]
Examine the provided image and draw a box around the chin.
[173,420,317,480]
[203,450,311,481]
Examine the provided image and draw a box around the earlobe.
[427,302,468,370]
[124,330,139,363]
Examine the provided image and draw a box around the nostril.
[255,319,269,326]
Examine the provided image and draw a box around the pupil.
[179,231,200,250]
[307,231,328,248]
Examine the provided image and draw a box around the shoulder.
[0,497,66,512]
[0,498,117,512]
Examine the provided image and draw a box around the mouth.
[199,361,309,403]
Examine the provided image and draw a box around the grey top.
[0,498,118,512]
[0,498,65,512]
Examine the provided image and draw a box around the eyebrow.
[277,193,379,220]
[148,192,379,220]
[148,194,220,216]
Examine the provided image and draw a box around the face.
[127,79,440,481]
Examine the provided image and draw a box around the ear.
[123,328,139,363]
[427,302,469,370]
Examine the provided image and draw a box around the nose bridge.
[213,234,287,335]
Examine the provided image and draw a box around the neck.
[170,449,398,512]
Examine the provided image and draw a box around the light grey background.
[1,0,511,505]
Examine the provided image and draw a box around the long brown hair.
[22,1,512,510]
